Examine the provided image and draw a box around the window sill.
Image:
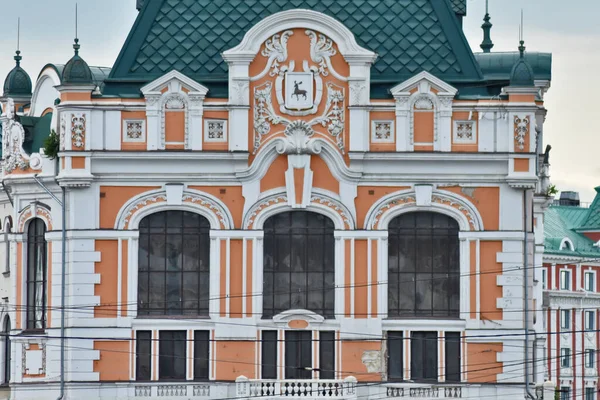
[19,329,47,336]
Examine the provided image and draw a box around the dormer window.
[559,238,574,251]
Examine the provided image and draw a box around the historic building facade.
[542,190,600,400]
[0,1,555,399]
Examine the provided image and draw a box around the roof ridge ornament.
[480,0,494,53]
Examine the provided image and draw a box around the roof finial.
[480,0,494,53]
[14,17,22,66]
[73,3,80,55]
[518,9,526,57]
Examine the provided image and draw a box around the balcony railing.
[386,385,463,398]
[236,376,358,399]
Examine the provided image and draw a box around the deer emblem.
[292,81,308,101]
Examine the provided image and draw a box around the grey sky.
[1,0,598,203]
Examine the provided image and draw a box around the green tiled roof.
[580,186,600,230]
[544,206,600,258]
[107,0,483,97]
[475,52,552,82]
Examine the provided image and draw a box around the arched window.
[263,212,335,319]
[27,218,47,330]
[3,217,12,275]
[388,212,460,318]
[2,317,10,384]
[137,211,210,316]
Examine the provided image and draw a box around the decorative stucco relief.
[1,98,41,173]
[514,115,530,151]
[71,113,86,149]
[17,205,53,232]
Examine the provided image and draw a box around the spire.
[480,0,494,53]
[14,17,22,66]
[61,3,93,86]
[3,17,32,98]
[509,10,534,87]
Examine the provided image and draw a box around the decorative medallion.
[453,121,476,144]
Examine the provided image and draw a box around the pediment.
[390,71,458,97]
[140,70,209,96]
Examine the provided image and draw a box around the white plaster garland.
[70,113,86,148]
[310,194,353,229]
[514,115,530,151]
[1,98,41,173]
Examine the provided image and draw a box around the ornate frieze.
[124,120,146,142]
[71,113,86,149]
[204,120,227,142]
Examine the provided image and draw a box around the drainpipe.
[32,175,66,400]
[523,189,536,399]
[1,181,14,207]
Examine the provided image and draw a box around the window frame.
[561,310,571,330]
[410,331,438,382]
[585,310,595,331]
[445,332,461,382]
[560,387,571,400]
[584,271,595,292]
[137,211,211,317]
[560,348,571,368]
[586,349,595,369]
[284,330,312,379]
[158,330,187,381]
[26,218,47,331]
[3,217,11,276]
[541,269,547,290]
[387,212,460,319]
[387,331,404,382]
[585,387,595,400]
[560,270,571,291]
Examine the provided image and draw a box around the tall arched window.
[388,212,460,318]
[26,218,47,330]
[137,211,210,316]
[3,216,12,275]
[263,212,335,319]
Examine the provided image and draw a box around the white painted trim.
[226,238,231,317]
[242,239,247,317]
[140,70,209,96]
[390,71,458,96]
[204,119,228,143]
[122,119,146,143]
[223,10,377,63]
[117,239,122,318]
[209,230,265,239]
[367,239,372,318]
[350,239,355,318]
[475,239,480,321]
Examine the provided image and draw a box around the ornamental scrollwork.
[1,98,32,173]
[71,113,86,149]
[261,30,294,78]
[306,30,336,77]
[514,115,530,151]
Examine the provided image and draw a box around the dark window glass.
[194,331,209,380]
[159,331,186,380]
[261,331,278,379]
[4,218,11,274]
[388,212,460,318]
[585,387,595,400]
[561,387,571,400]
[263,212,335,318]
[285,331,312,379]
[445,332,461,382]
[138,211,210,316]
[387,331,403,381]
[411,332,438,382]
[26,219,47,330]
[136,331,152,381]
[3,317,10,384]
[319,331,335,379]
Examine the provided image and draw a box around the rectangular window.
[560,348,570,368]
[285,331,312,379]
[194,331,209,380]
[136,331,152,381]
[541,269,547,290]
[159,331,186,380]
[319,331,335,379]
[561,387,571,400]
[585,311,595,331]
[26,219,47,330]
[586,388,595,400]
[261,331,278,379]
[585,271,595,292]
[561,310,571,330]
[411,332,438,382]
[560,270,571,291]
[445,333,461,382]
[387,331,404,381]
[586,349,595,369]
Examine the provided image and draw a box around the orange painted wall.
[341,341,381,381]
[93,341,130,381]
[165,111,185,148]
[188,186,244,229]
[230,240,243,318]
[99,186,159,229]
[61,92,91,102]
[16,242,22,329]
[514,158,529,172]
[294,168,305,205]
[509,94,535,103]
[121,111,147,151]
[94,240,119,318]
[344,240,351,317]
[413,111,434,145]
[215,341,256,380]
[355,186,411,229]
[466,343,503,382]
[441,186,500,231]
[121,240,129,317]
[370,239,378,317]
[480,241,503,320]
[260,155,287,193]
[312,156,339,194]
[71,157,86,169]
[354,240,368,319]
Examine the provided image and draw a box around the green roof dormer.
[3,50,32,97]
[62,39,94,86]
[509,41,535,87]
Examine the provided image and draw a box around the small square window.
[371,120,395,143]
[585,311,595,331]
[204,119,228,142]
[560,348,570,368]
[560,270,571,291]
[453,120,477,144]
[561,310,571,330]
[584,271,595,292]
[123,120,146,143]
